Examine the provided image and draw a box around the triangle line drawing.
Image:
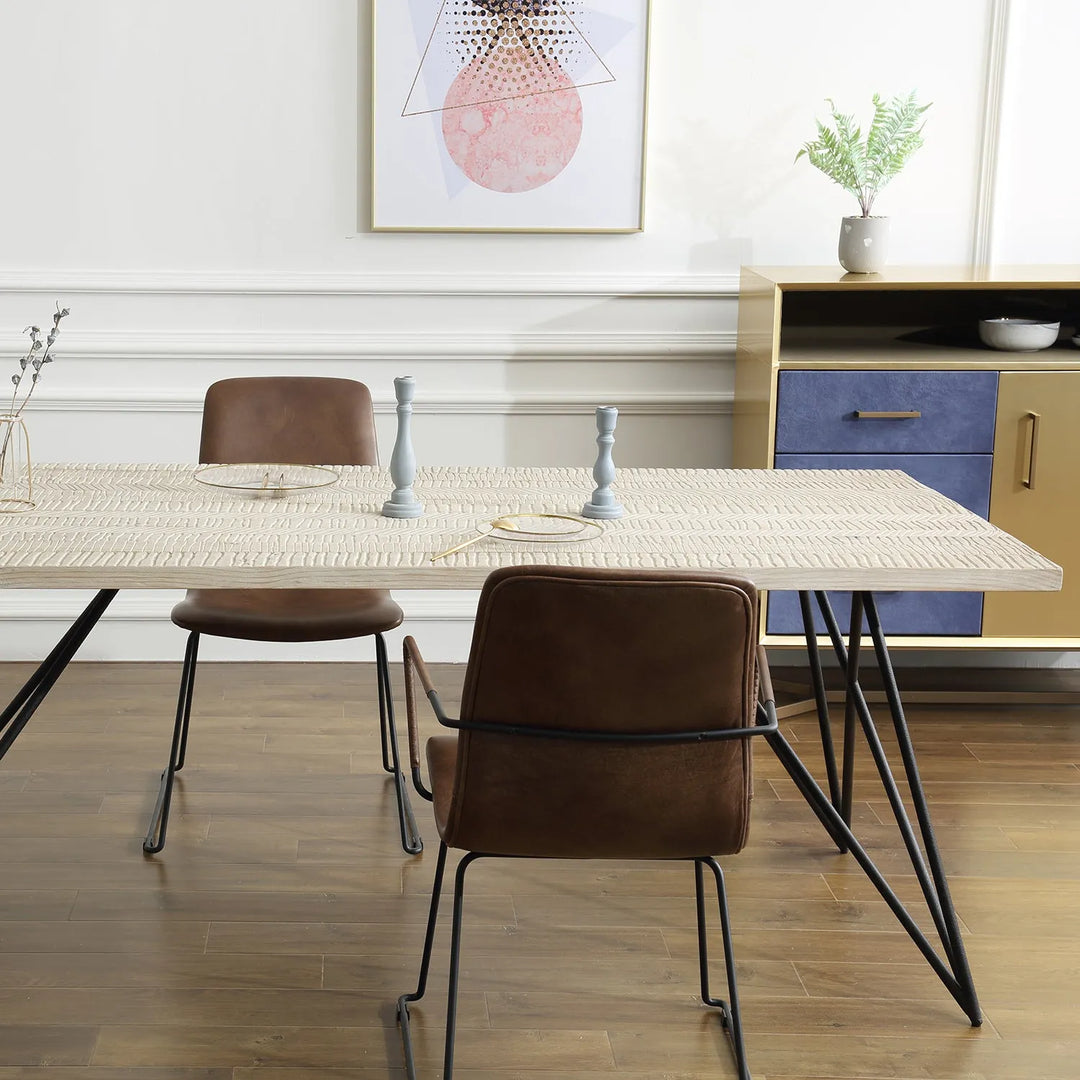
[401,0,617,118]
[558,1,616,83]
[405,78,614,117]
[400,0,450,119]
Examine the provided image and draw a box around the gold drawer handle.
[853,410,922,419]
[1023,410,1041,490]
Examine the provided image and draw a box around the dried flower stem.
[2,302,69,480]
[9,302,68,416]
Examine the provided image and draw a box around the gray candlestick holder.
[381,375,424,519]
[582,405,624,519]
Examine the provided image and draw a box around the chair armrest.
[402,635,450,801]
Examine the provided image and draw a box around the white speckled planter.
[838,215,890,273]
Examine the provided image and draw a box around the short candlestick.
[582,405,624,520]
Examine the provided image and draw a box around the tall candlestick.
[382,376,424,518]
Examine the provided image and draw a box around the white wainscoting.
[1,272,734,661]
[0,590,480,663]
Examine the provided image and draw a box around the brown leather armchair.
[398,565,778,1080]
[143,377,421,855]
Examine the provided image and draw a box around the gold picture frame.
[370,0,651,233]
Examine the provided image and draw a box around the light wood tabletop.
[0,462,1062,593]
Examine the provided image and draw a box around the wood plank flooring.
[1,660,1079,1078]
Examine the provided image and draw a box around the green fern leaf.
[797,92,930,216]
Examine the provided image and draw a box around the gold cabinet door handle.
[1022,410,1041,490]
[853,410,922,419]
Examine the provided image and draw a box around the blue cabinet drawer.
[775,370,998,454]
[767,452,992,636]
[766,588,984,637]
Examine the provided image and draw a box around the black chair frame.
[143,629,420,855]
[396,659,777,1080]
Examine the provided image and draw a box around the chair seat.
[171,589,403,642]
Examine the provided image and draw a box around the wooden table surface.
[0,463,1062,593]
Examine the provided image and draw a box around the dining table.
[0,461,1063,1030]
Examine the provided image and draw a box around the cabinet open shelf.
[778,326,1080,369]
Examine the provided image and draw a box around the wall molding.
[2,329,736,364]
[971,0,1012,269]
[0,270,741,299]
[28,389,734,416]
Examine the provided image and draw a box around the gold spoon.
[430,516,518,562]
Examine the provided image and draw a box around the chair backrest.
[199,377,379,465]
[442,565,759,860]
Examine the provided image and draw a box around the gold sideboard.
[734,265,1080,648]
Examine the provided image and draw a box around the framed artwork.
[371,0,650,232]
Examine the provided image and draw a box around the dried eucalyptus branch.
[9,302,69,417]
[1,302,69,484]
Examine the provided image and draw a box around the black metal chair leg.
[377,630,394,775]
[173,632,199,773]
[144,632,200,854]
[695,858,751,1080]
[397,844,477,1080]
[441,851,479,1080]
[375,633,423,855]
[397,840,450,1080]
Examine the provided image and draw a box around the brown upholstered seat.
[398,565,777,1080]
[170,588,404,643]
[143,377,418,856]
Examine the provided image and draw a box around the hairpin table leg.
[0,589,118,760]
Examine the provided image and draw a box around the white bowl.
[978,318,1060,352]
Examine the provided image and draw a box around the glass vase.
[0,414,34,511]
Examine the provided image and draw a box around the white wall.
[0,0,1075,661]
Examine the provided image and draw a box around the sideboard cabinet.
[733,266,1080,647]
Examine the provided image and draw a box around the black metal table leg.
[776,589,982,1026]
[0,590,118,761]
[861,591,981,1017]
[798,591,842,813]
[815,592,954,955]
[840,593,864,829]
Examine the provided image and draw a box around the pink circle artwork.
[442,46,583,193]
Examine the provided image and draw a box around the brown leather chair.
[397,565,777,1080]
[143,377,421,855]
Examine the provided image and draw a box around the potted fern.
[796,92,931,273]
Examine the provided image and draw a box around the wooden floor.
[1,660,1079,1079]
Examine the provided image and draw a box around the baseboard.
[4,596,1079,668]
[771,663,1080,717]
[0,591,480,663]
